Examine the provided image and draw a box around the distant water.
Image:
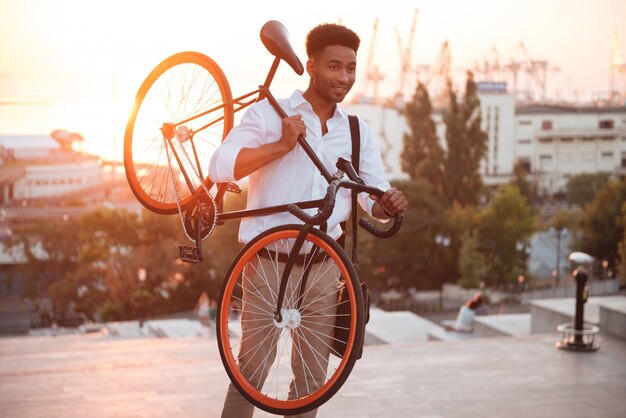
[0,98,127,162]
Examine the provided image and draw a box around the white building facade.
[0,135,103,203]
[345,89,626,195]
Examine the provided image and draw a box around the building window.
[518,139,531,144]
[599,120,614,129]
[622,152,626,168]
[539,137,553,143]
[601,151,614,158]
[518,120,532,125]
[601,136,615,141]
[541,120,553,130]
[560,137,574,143]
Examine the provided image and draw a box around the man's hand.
[279,114,306,153]
[234,114,305,180]
[370,187,408,219]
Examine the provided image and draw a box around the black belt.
[258,248,329,266]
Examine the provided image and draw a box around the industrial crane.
[361,17,384,103]
[394,9,419,101]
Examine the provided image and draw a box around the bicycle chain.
[164,136,217,243]
[178,137,217,241]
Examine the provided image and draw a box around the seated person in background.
[447,293,488,332]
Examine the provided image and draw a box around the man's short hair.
[306,23,360,58]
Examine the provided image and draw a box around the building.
[345,86,626,195]
[0,133,103,204]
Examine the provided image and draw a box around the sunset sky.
[0,0,624,160]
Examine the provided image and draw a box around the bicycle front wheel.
[216,225,364,416]
[124,52,234,214]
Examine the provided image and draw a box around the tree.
[442,72,488,207]
[358,179,443,291]
[401,82,444,193]
[566,172,611,207]
[441,202,481,282]
[511,159,537,206]
[578,179,626,267]
[5,219,82,321]
[477,185,535,286]
[458,231,487,289]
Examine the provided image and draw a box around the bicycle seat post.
[258,57,281,100]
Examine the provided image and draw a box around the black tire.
[216,225,364,415]
[124,52,233,214]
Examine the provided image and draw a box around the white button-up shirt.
[209,90,390,244]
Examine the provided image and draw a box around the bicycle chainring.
[183,194,217,241]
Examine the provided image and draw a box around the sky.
[0,0,624,160]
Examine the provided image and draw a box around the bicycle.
[124,20,403,415]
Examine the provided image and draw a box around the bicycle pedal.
[226,182,242,194]
[178,245,202,263]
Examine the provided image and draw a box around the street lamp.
[550,227,567,288]
[138,268,147,283]
[137,268,147,328]
[601,259,609,280]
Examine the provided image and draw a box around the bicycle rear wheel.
[216,225,364,416]
[124,52,233,214]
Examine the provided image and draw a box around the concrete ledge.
[427,328,474,341]
[531,296,626,334]
[473,313,531,338]
[599,299,626,340]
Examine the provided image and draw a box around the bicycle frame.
[164,23,401,321]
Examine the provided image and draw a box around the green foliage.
[4,219,81,300]
[99,301,122,322]
[442,73,488,207]
[4,203,232,324]
[477,185,535,285]
[578,179,626,266]
[358,179,443,290]
[401,82,444,193]
[566,172,611,207]
[400,73,488,286]
[458,231,487,289]
[511,159,537,205]
[441,203,481,281]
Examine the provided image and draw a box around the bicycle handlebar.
[287,179,403,239]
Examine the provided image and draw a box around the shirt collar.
[289,90,348,122]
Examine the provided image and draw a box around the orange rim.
[219,229,357,411]
[124,52,233,214]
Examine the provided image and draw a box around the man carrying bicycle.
[210,22,407,418]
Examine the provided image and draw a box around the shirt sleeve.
[356,119,391,220]
[208,105,266,183]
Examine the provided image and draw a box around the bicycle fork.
[272,224,321,323]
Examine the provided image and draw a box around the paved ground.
[1,330,625,418]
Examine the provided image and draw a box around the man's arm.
[233,114,306,180]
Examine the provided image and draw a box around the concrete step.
[530,295,626,335]
[598,298,626,340]
[473,313,531,338]
[365,307,444,344]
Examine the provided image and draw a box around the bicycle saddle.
[260,21,304,75]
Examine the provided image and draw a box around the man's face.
[307,45,357,103]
